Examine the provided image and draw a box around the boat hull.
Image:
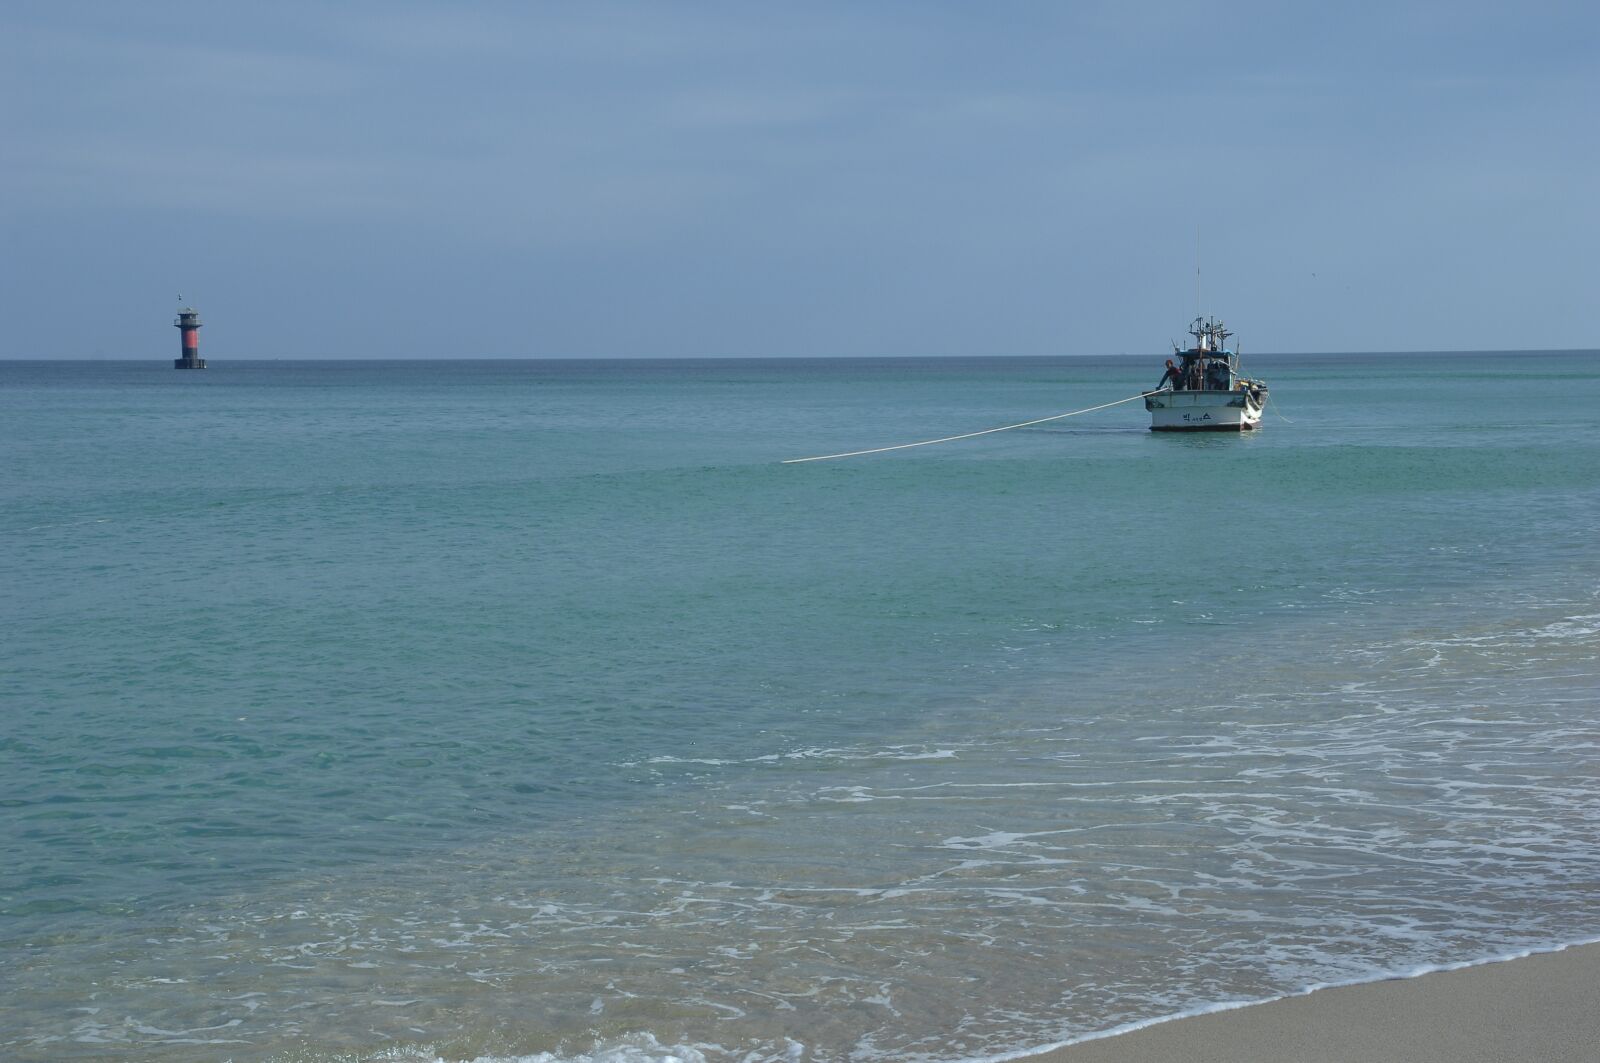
[1145,388,1266,432]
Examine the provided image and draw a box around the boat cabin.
[1167,317,1240,391]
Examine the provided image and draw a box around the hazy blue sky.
[3,1,1595,358]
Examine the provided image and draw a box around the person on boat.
[1156,359,1184,390]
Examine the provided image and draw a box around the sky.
[2,0,1596,358]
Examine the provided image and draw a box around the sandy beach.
[1035,942,1600,1063]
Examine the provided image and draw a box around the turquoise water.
[3,352,1598,1062]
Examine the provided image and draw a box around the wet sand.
[1035,942,1600,1063]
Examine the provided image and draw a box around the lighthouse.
[174,307,206,369]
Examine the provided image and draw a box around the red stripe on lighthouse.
[183,331,198,349]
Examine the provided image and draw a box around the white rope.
[782,391,1155,464]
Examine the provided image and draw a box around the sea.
[3,351,1598,1063]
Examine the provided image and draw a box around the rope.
[782,391,1155,464]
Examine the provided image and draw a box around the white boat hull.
[1144,388,1266,431]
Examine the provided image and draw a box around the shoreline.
[1011,939,1600,1063]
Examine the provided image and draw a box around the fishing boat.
[1144,317,1267,431]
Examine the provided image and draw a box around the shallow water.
[3,352,1598,1062]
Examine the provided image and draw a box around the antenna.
[1195,227,1201,320]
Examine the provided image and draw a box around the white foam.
[630,746,957,769]
[428,1034,809,1063]
[387,1032,722,1063]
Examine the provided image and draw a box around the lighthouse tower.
[174,307,206,369]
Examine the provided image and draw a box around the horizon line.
[4,348,1598,363]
